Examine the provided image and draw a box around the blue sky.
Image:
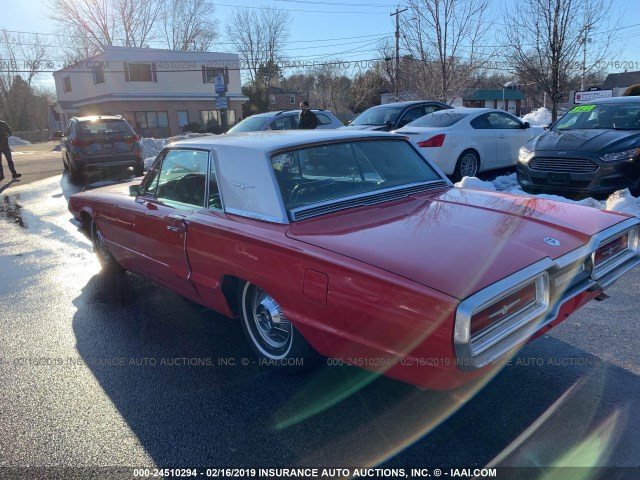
[4,0,640,89]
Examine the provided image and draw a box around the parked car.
[518,96,640,197]
[395,108,544,181]
[57,115,143,183]
[227,109,343,133]
[68,130,640,390]
[342,100,452,131]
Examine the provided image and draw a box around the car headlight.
[518,146,534,164]
[598,148,640,162]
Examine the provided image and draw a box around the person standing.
[298,101,318,129]
[0,120,21,181]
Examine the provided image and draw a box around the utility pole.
[390,6,407,102]
[580,24,591,91]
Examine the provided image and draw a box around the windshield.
[407,111,469,128]
[351,106,404,126]
[271,139,443,212]
[227,116,269,133]
[553,103,640,131]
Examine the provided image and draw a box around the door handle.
[166,225,186,233]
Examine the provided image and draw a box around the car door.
[130,148,210,299]
[468,113,498,170]
[486,112,529,166]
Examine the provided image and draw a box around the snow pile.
[141,132,213,169]
[9,136,31,146]
[521,107,552,126]
[456,173,640,218]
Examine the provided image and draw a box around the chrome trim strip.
[454,217,640,371]
[224,207,289,224]
[290,180,449,221]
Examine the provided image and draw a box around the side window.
[399,107,425,126]
[470,114,493,129]
[152,149,209,207]
[487,112,522,129]
[142,152,164,196]
[316,114,333,125]
[270,116,292,130]
[424,105,443,115]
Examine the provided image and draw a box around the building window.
[269,95,276,105]
[92,63,105,84]
[130,111,169,129]
[202,66,225,83]
[177,111,189,128]
[200,110,220,125]
[124,62,157,82]
[227,109,236,125]
[290,95,295,104]
[63,76,72,93]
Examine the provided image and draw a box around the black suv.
[342,100,452,131]
[58,115,143,183]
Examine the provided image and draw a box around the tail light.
[125,134,140,144]
[70,138,90,148]
[592,227,638,279]
[417,134,446,147]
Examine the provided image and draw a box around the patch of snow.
[456,172,640,218]
[140,132,214,170]
[8,136,31,146]
[521,107,552,127]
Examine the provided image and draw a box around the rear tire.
[238,281,317,368]
[452,150,480,182]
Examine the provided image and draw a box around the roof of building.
[602,71,640,89]
[463,89,524,101]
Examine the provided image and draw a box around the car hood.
[286,187,627,299]
[529,128,640,153]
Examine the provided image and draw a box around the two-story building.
[53,46,248,136]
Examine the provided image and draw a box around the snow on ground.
[9,136,31,146]
[455,174,640,218]
[141,132,212,169]
[521,107,552,126]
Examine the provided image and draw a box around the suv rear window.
[77,120,134,138]
[316,114,333,125]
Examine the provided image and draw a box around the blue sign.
[216,96,228,109]
[214,75,225,93]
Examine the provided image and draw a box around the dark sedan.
[517,96,640,197]
[342,100,452,131]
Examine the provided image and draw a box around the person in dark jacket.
[298,101,318,129]
[0,120,21,181]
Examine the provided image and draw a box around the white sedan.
[395,108,544,181]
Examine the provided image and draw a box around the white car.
[395,108,544,180]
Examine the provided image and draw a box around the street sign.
[215,96,228,109]
[574,89,613,103]
[214,75,225,93]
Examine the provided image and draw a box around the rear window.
[316,114,334,125]
[271,139,443,211]
[408,111,469,128]
[77,120,134,138]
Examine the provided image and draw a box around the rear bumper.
[71,154,142,171]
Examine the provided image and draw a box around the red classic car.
[68,130,640,390]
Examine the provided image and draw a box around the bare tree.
[402,0,492,102]
[225,7,290,86]
[504,0,616,121]
[0,30,49,129]
[161,0,218,51]
[311,63,351,115]
[349,68,389,113]
[116,0,163,48]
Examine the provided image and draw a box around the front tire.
[91,220,123,272]
[238,281,316,365]
[452,150,480,182]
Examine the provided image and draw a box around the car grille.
[530,178,591,188]
[530,157,598,173]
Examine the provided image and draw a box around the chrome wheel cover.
[249,288,291,349]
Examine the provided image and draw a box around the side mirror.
[129,184,142,197]
[542,123,551,130]
[523,121,530,129]
[53,131,63,138]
